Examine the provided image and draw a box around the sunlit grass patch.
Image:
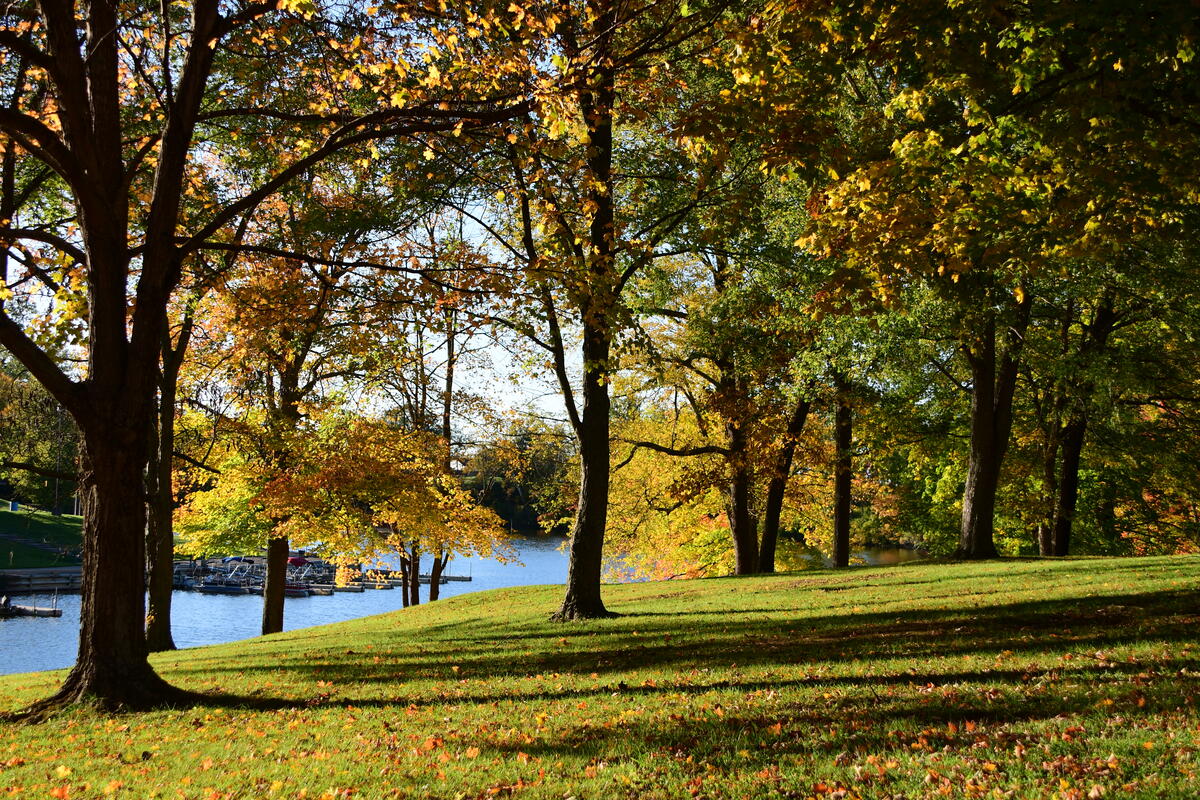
[2,556,1198,798]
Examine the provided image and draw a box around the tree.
[0,0,529,708]
[189,185,411,633]
[366,210,500,599]
[0,357,78,511]
[182,414,513,605]
[468,420,579,536]
[751,0,1200,559]
[458,0,752,615]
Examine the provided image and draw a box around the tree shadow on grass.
[158,586,1200,725]
[198,655,1197,717]
[0,687,298,723]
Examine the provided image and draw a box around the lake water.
[0,536,570,676]
[0,542,921,676]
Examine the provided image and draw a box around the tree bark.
[553,23,616,621]
[39,435,184,710]
[261,536,288,635]
[958,326,1003,559]
[398,552,410,608]
[145,319,192,652]
[428,553,446,601]
[1036,438,1060,556]
[1051,417,1087,556]
[758,398,811,573]
[144,386,177,651]
[408,544,421,607]
[555,321,614,619]
[1050,294,1115,557]
[957,298,1031,559]
[726,419,759,575]
[833,376,852,568]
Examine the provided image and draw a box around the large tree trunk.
[957,298,1030,558]
[146,313,194,651]
[1051,295,1115,557]
[958,327,1003,559]
[1036,437,1060,556]
[759,398,811,573]
[261,536,288,635]
[555,322,614,620]
[261,393,302,634]
[1052,416,1087,556]
[726,420,759,575]
[553,31,616,621]
[833,377,852,568]
[41,435,183,710]
[144,389,177,651]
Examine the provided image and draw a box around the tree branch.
[0,460,76,481]
[0,310,85,416]
[618,439,730,458]
[0,227,87,265]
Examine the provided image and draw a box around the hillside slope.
[2,556,1199,798]
[0,508,82,569]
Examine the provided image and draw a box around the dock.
[424,573,471,582]
[0,567,83,593]
[0,599,62,618]
[1,604,63,618]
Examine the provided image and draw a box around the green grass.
[0,508,82,569]
[2,556,1199,799]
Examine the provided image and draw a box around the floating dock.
[1,604,63,618]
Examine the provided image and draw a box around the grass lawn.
[0,508,82,568]
[2,556,1199,799]
[0,508,82,569]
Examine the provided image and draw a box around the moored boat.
[197,581,255,595]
